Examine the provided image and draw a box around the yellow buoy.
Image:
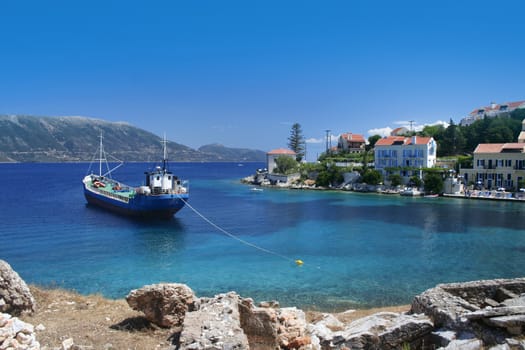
[295,259,304,266]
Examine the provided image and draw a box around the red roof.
[267,148,296,155]
[375,136,406,146]
[474,143,525,153]
[474,144,505,153]
[469,100,525,116]
[391,127,408,135]
[407,136,432,145]
[340,133,365,143]
[375,136,433,146]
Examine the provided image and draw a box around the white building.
[266,148,296,174]
[374,136,437,177]
[336,133,366,153]
[459,100,525,126]
[459,119,525,190]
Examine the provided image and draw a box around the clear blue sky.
[1,0,525,161]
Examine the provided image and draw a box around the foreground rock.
[412,278,525,348]
[239,298,311,349]
[3,259,525,349]
[126,283,197,328]
[179,292,249,349]
[0,260,35,316]
[309,311,432,349]
[0,313,40,350]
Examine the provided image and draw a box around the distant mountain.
[0,115,265,162]
[198,143,266,162]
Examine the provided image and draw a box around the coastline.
[244,176,525,202]
[16,278,525,349]
[21,285,410,349]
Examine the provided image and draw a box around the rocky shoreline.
[2,259,525,349]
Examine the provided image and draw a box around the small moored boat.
[82,134,189,219]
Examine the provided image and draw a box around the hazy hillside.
[198,143,266,162]
[0,115,265,162]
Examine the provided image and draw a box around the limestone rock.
[61,337,74,350]
[276,307,311,349]
[309,312,432,350]
[412,278,525,330]
[411,278,525,348]
[238,298,279,349]
[179,292,249,350]
[126,283,197,328]
[0,312,40,350]
[0,260,35,315]
[239,297,312,350]
[440,337,483,349]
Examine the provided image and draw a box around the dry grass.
[20,286,176,350]
[20,286,410,350]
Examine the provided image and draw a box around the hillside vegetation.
[0,115,265,162]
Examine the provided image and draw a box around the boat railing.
[89,184,131,203]
[179,180,189,194]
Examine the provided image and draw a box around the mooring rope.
[179,197,303,265]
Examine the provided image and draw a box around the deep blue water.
[1,162,524,311]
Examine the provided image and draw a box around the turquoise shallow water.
[1,162,524,311]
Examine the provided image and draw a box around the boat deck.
[85,175,136,202]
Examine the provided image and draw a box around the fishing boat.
[82,134,189,218]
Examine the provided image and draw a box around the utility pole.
[325,129,331,155]
[409,120,415,132]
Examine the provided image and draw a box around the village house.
[266,148,296,173]
[390,127,409,136]
[336,133,366,153]
[460,119,525,190]
[459,100,525,126]
[265,148,300,185]
[374,135,437,179]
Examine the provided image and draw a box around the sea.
[1,162,525,311]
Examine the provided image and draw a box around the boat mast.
[99,133,103,176]
[162,133,168,171]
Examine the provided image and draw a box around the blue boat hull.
[83,185,188,219]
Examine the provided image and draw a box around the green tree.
[439,119,465,156]
[288,123,305,161]
[457,155,473,172]
[388,173,403,186]
[420,124,445,138]
[361,150,372,172]
[409,175,423,188]
[461,116,521,153]
[315,162,344,187]
[423,172,444,194]
[366,134,381,151]
[511,108,525,122]
[361,169,382,185]
[273,156,298,174]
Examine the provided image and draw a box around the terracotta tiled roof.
[267,148,296,155]
[375,136,433,147]
[469,100,525,116]
[340,133,365,143]
[406,136,432,145]
[375,136,405,146]
[474,144,505,153]
[390,127,408,135]
[502,143,525,151]
[508,101,525,109]
[474,143,525,153]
